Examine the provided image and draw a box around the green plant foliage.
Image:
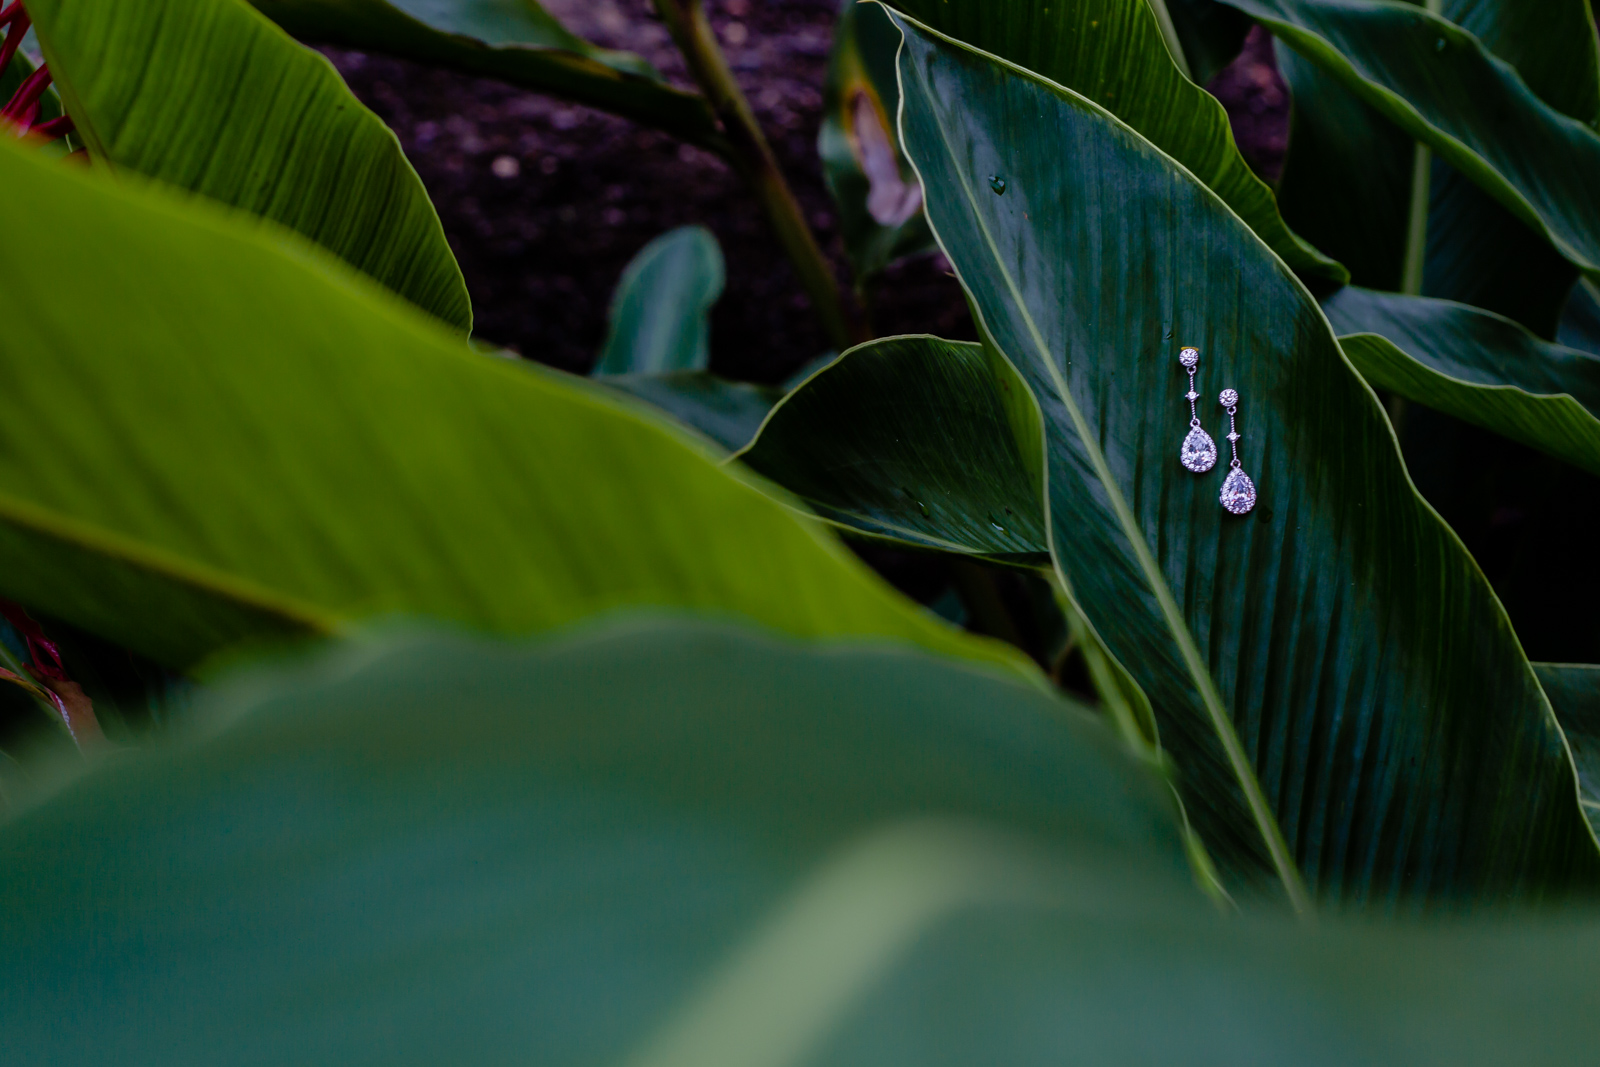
[1270,0,1597,333]
[739,336,1047,564]
[888,0,1345,286]
[248,0,721,147]
[888,9,1600,906]
[1229,0,1600,295]
[8,621,1600,1063]
[1531,663,1600,834]
[595,226,724,376]
[1324,287,1600,476]
[603,373,783,453]
[27,0,471,330]
[1560,278,1600,355]
[0,137,1029,678]
[819,0,934,282]
[1163,0,1253,84]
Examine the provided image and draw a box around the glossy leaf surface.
[601,372,781,453]
[29,0,470,330]
[889,0,1345,286]
[739,336,1047,563]
[1231,0,1600,290]
[595,226,723,376]
[1532,663,1600,835]
[891,11,1600,904]
[0,138,1025,677]
[8,622,1600,1064]
[1324,287,1600,476]
[249,0,720,145]
[819,0,933,281]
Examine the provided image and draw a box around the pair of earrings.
[1177,346,1257,515]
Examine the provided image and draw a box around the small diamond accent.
[1220,468,1257,515]
[1227,431,1240,441]
[1184,390,1199,401]
[1178,347,1199,368]
[1181,426,1217,472]
[1218,388,1239,407]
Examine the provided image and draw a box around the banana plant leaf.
[601,372,782,453]
[1531,663,1600,835]
[1324,286,1600,476]
[1228,0,1600,297]
[819,0,934,282]
[249,0,721,147]
[1560,278,1600,356]
[1270,0,1597,333]
[889,0,1345,287]
[28,0,471,331]
[8,621,1600,1065]
[0,137,1027,679]
[738,335,1048,564]
[888,8,1600,906]
[595,226,723,377]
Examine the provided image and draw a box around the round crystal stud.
[1178,347,1199,368]
[1218,388,1239,407]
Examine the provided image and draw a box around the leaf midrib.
[892,9,1309,912]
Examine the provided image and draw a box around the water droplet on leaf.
[988,175,1007,195]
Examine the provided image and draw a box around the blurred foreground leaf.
[5,621,1600,1064]
[0,137,1026,678]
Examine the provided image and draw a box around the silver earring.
[1218,388,1257,515]
[1178,347,1217,473]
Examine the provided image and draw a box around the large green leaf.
[1230,0,1600,292]
[0,136,1027,679]
[890,0,1345,286]
[1560,278,1600,356]
[601,372,782,453]
[889,9,1600,906]
[9,621,1600,1064]
[28,0,471,331]
[819,0,934,282]
[1324,286,1600,475]
[594,225,723,377]
[249,0,721,146]
[1531,662,1600,834]
[738,335,1047,564]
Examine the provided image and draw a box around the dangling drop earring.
[1178,346,1217,473]
[1217,388,1257,515]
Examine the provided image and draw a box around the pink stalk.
[0,10,30,76]
[1,63,51,122]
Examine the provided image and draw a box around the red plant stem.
[0,10,30,76]
[1,62,50,120]
[29,112,71,138]
[0,3,21,29]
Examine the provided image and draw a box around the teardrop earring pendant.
[1177,347,1218,473]
[1217,388,1257,515]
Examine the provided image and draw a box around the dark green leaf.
[8,621,1600,1064]
[30,0,471,330]
[1531,662,1600,835]
[888,0,1346,286]
[595,226,724,376]
[739,335,1047,564]
[891,10,1600,905]
[1559,278,1600,356]
[249,0,721,146]
[601,372,781,453]
[1230,0,1600,291]
[819,0,935,281]
[1324,286,1600,476]
[0,136,1029,678]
